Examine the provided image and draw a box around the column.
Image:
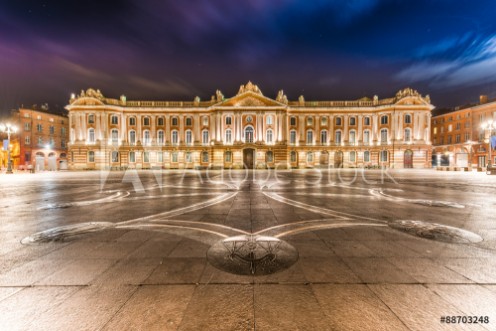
[372,115,378,142]
[398,112,403,140]
[343,115,349,142]
[121,113,126,142]
[165,115,171,144]
[96,113,101,140]
[299,115,305,143]
[194,114,200,143]
[426,113,431,142]
[179,115,184,143]
[329,115,334,143]
[358,115,363,143]
[210,113,216,142]
[315,115,320,144]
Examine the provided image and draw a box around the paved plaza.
[1,169,496,330]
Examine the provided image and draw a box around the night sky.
[1,0,495,116]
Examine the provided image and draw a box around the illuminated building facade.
[14,108,69,171]
[66,82,433,170]
[431,95,496,169]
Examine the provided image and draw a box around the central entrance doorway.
[243,148,255,169]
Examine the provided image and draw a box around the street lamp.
[481,120,495,169]
[0,123,18,174]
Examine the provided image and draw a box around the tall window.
[129,117,136,125]
[380,129,388,143]
[185,117,192,126]
[158,152,163,163]
[111,129,119,145]
[37,124,42,132]
[38,137,43,145]
[172,130,179,145]
[111,115,118,125]
[202,151,209,163]
[290,151,297,162]
[111,151,119,163]
[225,129,232,144]
[157,130,164,145]
[306,130,313,144]
[225,151,232,162]
[202,130,209,145]
[186,130,193,145]
[143,117,150,126]
[245,127,254,143]
[157,117,164,126]
[25,136,30,145]
[349,151,356,162]
[380,150,388,162]
[349,130,356,144]
[266,151,274,163]
[381,115,388,125]
[143,130,151,146]
[24,123,31,131]
[290,130,297,145]
[203,116,209,125]
[307,117,313,126]
[88,129,95,143]
[172,152,178,163]
[335,131,342,144]
[404,128,411,142]
[88,151,95,162]
[307,152,313,162]
[172,117,178,126]
[321,117,327,126]
[364,151,370,162]
[364,117,371,126]
[290,117,296,126]
[320,130,327,144]
[129,130,136,145]
[143,151,150,163]
[88,114,94,124]
[49,126,55,135]
[185,152,192,163]
[266,129,273,144]
[405,114,412,124]
[267,116,273,125]
[335,117,342,126]
[349,117,356,126]
[226,116,232,125]
[363,130,370,144]
[129,151,135,163]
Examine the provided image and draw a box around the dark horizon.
[1,0,495,115]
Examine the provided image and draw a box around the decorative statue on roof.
[194,96,200,105]
[216,90,224,102]
[299,95,305,105]
[276,90,286,103]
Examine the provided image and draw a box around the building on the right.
[431,95,496,170]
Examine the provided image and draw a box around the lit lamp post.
[481,120,495,171]
[0,123,18,174]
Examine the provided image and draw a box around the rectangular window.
[290,131,296,145]
[24,123,31,131]
[225,151,232,162]
[172,117,178,126]
[290,117,296,126]
[465,132,470,141]
[364,151,370,162]
[111,116,118,125]
[186,152,192,163]
[143,151,150,163]
[37,124,42,132]
[25,152,31,162]
[225,130,232,144]
[349,131,356,144]
[363,131,370,144]
[61,127,66,136]
[111,151,119,163]
[320,131,327,144]
[88,114,94,123]
[202,131,209,145]
[129,151,135,163]
[38,137,43,145]
[307,152,313,162]
[455,134,461,143]
[349,117,356,126]
[335,131,342,144]
[380,150,388,162]
[49,126,55,135]
[290,151,297,162]
[364,117,370,126]
[25,136,30,145]
[172,152,178,163]
[61,140,66,148]
[88,151,95,163]
[335,117,342,126]
[321,117,327,126]
[226,116,232,125]
[306,131,313,144]
[158,152,163,163]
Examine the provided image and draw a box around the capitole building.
[66,81,433,170]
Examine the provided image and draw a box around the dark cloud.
[0,0,495,115]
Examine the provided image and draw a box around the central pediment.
[216,91,286,108]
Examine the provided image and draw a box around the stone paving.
[1,169,496,330]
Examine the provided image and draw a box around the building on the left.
[7,107,69,171]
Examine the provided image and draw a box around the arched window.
[266,129,273,144]
[363,130,370,144]
[143,130,151,146]
[290,130,297,145]
[88,128,95,143]
[186,130,193,145]
[129,130,136,145]
[171,130,179,145]
[349,130,356,144]
[320,130,327,144]
[364,116,371,126]
[157,117,164,126]
[349,117,356,126]
[225,129,232,144]
[306,130,313,144]
[203,116,209,126]
[335,117,342,126]
[202,130,209,145]
[381,115,388,125]
[157,130,164,145]
[349,151,356,162]
[321,117,327,126]
[335,130,342,144]
[245,126,254,143]
[405,114,412,124]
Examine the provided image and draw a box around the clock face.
[246,116,253,123]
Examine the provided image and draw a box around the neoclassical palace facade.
[66,82,433,170]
